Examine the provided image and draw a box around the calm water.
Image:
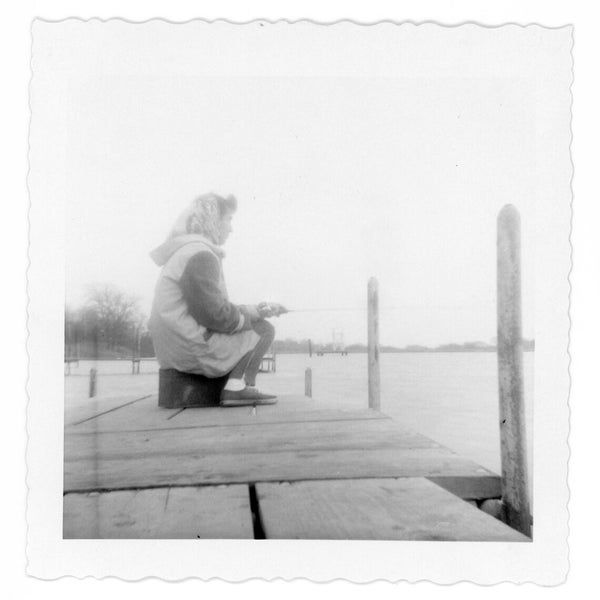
[64,352,534,478]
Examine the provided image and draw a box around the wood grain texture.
[64,415,495,493]
[256,478,529,541]
[68,398,253,433]
[497,204,532,537]
[64,393,157,427]
[66,395,387,434]
[63,485,253,539]
[427,475,501,500]
[65,417,447,463]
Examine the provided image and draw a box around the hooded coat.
[148,233,259,377]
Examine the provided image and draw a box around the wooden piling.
[305,367,312,398]
[497,204,531,537]
[89,368,97,398]
[367,277,381,411]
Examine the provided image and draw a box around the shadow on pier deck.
[63,394,528,541]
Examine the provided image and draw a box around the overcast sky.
[50,21,571,346]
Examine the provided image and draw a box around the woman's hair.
[216,193,237,218]
[169,192,237,244]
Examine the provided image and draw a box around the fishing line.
[287,305,472,313]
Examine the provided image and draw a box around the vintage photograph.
[27,18,572,581]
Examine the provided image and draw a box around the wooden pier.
[63,205,530,541]
[63,393,528,541]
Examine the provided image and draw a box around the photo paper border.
[25,17,572,584]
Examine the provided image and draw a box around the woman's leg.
[228,351,253,381]
[222,320,275,398]
[242,319,275,386]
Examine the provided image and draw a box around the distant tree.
[84,284,143,351]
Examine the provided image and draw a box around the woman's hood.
[150,234,225,267]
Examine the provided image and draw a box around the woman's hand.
[258,302,288,318]
[244,305,262,321]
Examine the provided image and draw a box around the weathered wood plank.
[65,418,444,462]
[427,475,501,500]
[64,393,157,426]
[67,395,386,434]
[63,485,253,539]
[64,400,499,502]
[256,478,528,541]
[253,398,389,420]
[69,401,254,433]
[65,444,494,493]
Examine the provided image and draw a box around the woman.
[149,192,286,406]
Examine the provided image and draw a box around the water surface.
[65,352,534,478]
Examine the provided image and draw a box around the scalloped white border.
[25,17,572,584]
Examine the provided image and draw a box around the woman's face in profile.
[217,211,234,245]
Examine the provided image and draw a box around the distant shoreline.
[65,340,535,361]
[65,348,535,361]
[274,339,535,355]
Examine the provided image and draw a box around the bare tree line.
[65,283,154,358]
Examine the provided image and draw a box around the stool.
[158,368,230,408]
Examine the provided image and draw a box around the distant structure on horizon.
[312,329,349,356]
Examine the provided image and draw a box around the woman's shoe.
[220,386,277,407]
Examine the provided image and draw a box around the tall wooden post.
[305,367,312,398]
[497,204,531,537]
[308,339,313,358]
[367,277,381,410]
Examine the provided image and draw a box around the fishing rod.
[263,304,478,315]
[259,305,362,318]
[287,307,363,313]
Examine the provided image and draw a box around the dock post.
[308,339,312,357]
[305,367,312,398]
[497,204,531,537]
[89,368,97,398]
[367,277,381,411]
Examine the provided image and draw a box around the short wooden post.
[367,277,381,410]
[89,368,97,398]
[304,367,312,398]
[308,339,312,357]
[497,204,531,537]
